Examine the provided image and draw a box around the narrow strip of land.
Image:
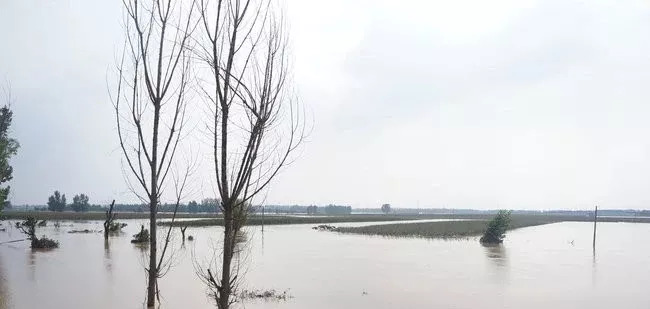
[335,216,561,239]
[158,215,421,227]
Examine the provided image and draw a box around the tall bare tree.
[112,0,195,306]
[195,0,306,308]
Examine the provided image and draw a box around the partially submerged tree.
[17,217,59,249]
[0,84,19,212]
[104,200,127,239]
[112,0,196,306]
[179,224,188,240]
[480,210,512,244]
[195,1,306,307]
[71,193,90,212]
[47,191,66,212]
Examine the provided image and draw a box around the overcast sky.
[1,0,650,209]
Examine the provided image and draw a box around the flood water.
[0,219,648,308]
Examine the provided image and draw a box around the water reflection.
[27,250,36,283]
[104,238,113,276]
[1,220,650,309]
[482,243,508,268]
[591,247,597,286]
[482,243,508,284]
[0,256,10,309]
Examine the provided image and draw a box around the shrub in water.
[480,210,512,244]
[17,217,59,249]
[131,225,150,243]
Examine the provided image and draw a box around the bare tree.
[111,0,196,306]
[195,0,306,307]
[104,200,117,240]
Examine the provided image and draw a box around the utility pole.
[592,205,598,249]
[262,205,265,232]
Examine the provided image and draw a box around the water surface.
[0,220,648,308]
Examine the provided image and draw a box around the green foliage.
[381,204,391,214]
[32,237,59,249]
[17,217,58,248]
[17,217,37,240]
[47,191,66,212]
[108,222,128,232]
[480,210,512,244]
[337,214,556,239]
[131,225,150,243]
[71,193,90,212]
[0,105,19,212]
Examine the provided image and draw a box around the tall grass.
[336,216,562,239]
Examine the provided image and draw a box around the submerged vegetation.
[336,215,559,239]
[16,217,59,249]
[103,200,126,239]
[239,289,292,301]
[131,225,150,244]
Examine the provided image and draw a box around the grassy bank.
[0,211,216,221]
[335,216,565,239]
[159,215,424,227]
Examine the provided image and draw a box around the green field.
[335,216,563,239]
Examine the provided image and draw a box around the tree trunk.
[147,198,157,307]
[218,208,234,309]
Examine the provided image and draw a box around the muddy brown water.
[0,220,648,308]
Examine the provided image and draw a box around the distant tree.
[480,210,512,244]
[47,191,66,212]
[307,205,318,215]
[201,198,220,213]
[71,193,90,212]
[0,85,20,212]
[381,204,391,214]
[188,200,199,213]
[323,205,352,215]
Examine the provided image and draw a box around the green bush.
[131,225,150,243]
[480,210,512,244]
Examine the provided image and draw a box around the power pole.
[592,205,598,249]
[262,205,265,232]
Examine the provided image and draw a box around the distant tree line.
[262,204,351,215]
[33,191,223,213]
